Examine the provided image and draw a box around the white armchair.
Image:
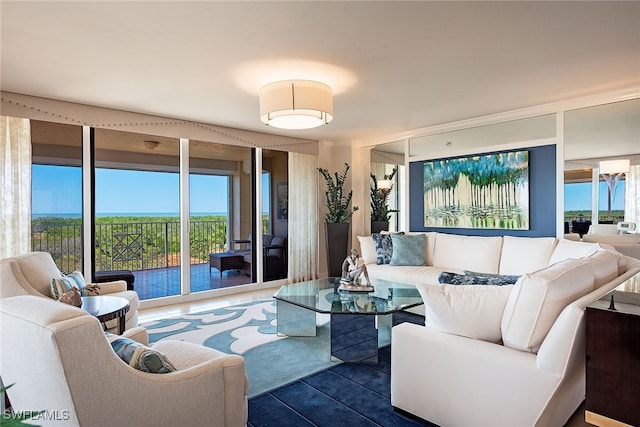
[0,251,139,332]
[0,295,248,427]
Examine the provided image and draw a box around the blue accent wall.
[409,145,556,237]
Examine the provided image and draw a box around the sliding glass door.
[30,120,83,273]
[94,129,181,299]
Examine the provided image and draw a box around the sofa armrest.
[89,280,127,294]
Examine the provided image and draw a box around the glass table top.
[273,277,423,315]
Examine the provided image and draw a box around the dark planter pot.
[326,222,350,277]
[371,221,390,234]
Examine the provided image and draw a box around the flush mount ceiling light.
[259,80,333,129]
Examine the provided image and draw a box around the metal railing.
[31,218,271,274]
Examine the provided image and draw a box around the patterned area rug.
[141,300,339,397]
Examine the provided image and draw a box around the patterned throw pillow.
[108,335,176,374]
[438,271,520,286]
[372,233,395,265]
[51,271,86,300]
[389,234,427,266]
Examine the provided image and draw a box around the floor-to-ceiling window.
[94,129,181,299]
[189,139,253,291]
[30,120,83,273]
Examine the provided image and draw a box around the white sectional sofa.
[357,232,640,427]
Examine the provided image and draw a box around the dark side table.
[585,273,640,427]
[81,296,130,335]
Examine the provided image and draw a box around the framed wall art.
[423,150,529,229]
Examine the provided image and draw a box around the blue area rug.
[141,300,339,397]
[248,312,435,427]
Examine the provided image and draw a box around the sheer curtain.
[0,116,32,259]
[624,164,640,227]
[288,152,318,282]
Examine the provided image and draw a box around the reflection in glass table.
[273,277,423,362]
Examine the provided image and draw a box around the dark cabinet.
[586,290,640,427]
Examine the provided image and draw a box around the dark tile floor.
[132,263,252,300]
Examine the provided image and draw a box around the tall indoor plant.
[370,166,398,233]
[318,163,359,277]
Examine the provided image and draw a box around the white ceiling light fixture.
[599,159,630,174]
[259,80,333,129]
[599,159,630,222]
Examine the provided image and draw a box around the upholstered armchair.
[0,251,139,332]
[0,295,248,427]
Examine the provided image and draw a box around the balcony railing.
[32,218,270,274]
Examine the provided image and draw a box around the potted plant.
[318,163,359,277]
[370,166,398,233]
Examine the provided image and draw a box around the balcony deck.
[132,262,252,300]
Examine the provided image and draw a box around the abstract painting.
[423,150,529,229]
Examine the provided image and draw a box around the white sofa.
[357,232,640,427]
[564,231,640,260]
[0,251,139,332]
[1,295,248,427]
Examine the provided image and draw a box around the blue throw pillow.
[107,334,176,374]
[389,234,427,266]
[438,271,520,286]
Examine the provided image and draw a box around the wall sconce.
[259,80,333,129]
[599,159,630,222]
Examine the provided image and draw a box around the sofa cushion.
[499,236,557,275]
[547,239,601,265]
[390,234,427,266]
[501,258,595,353]
[107,334,176,374]
[357,235,377,265]
[432,234,503,274]
[366,264,453,286]
[438,271,520,286]
[417,283,514,342]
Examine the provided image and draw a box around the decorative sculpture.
[339,248,373,292]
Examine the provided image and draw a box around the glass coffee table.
[273,277,423,362]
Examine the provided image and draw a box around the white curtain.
[288,152,318,282]
[624,164,640,227]
[0,116,32,259]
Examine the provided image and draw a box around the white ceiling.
[1,1,639,145]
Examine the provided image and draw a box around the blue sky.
[32,164,625,215]
[564,181,625,211]
[32,165,271,215]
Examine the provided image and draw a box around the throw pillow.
[438,271,520,286]
[51,271,87,300]
[416,283,514,342]
[501,257,595,353]
[107,334,176,374]
[357,235,377,265]
[547,239,601,265]
[389,234,427,266]
[372,232,402,265]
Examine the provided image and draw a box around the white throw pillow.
[547,239,601,266]
[501,258,595,353]
[357,235,377,265]
[499,236,558,275]
[416,283,514,343]
[583,249,620,288]
[432,234,503,273]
